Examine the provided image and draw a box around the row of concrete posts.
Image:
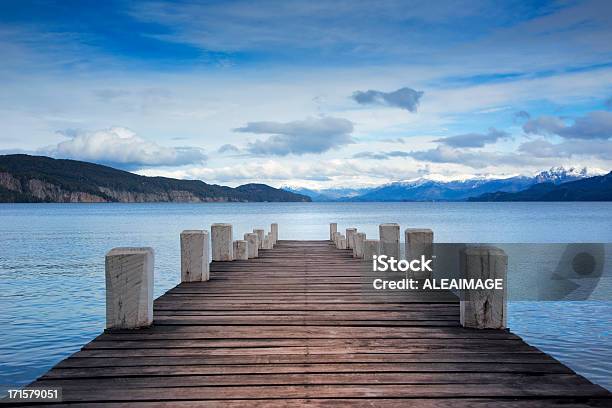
[330,222,433,267]
[210,223,278,262]
[103,222,506,332]
[330,222,507,330]
[105,222,278,330]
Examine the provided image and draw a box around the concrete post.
[363,239,380,260]
[460,246,508,329]
[263,234,271,250]
[271,223,278,244]
[105,247,154,330]
[180,230,209,282]
[254,229,265,249]
[211,223,233,261]
[332,232,341,246]
[267,233,274,248]
[379,223,400,259]
[353,232,366,259]
[330,223,337,241]
[405,228,434,279]
[244,232,259,258]
[346,228,357,249]
[339,235,347,250]
[335,233,345,249]
[233,240,248,260]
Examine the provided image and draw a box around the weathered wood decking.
[23,240,611,406]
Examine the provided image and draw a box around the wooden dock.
[22,240,611,406]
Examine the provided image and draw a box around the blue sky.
[1,0,611,187]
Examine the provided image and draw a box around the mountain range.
[469,171,612,201]
[1,155,608,203]
[284,167,606,202]
[0,155,310,203]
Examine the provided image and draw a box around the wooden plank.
[64,350,556,361]
[98,325,522,339]
[25,398,612,408]
[34,372,594,388]
[50,361,572,374]
[21,383,611,401]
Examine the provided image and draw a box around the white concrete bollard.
[363,239,380,260]
[460,246,508,329]
[254,229,265,249]
[180,230,209,282]
[405,228,434,279]
[263,234,271,250]
[332,232,341,246]
[346,228,357,249]
[105,247,154,330]
[244,233,259,258]
[379,223,400,259]
[335,233,343,249]
[211,223,233,261]
[339,236,347,250]
[267,233,274,248]
[233,240,248,260]
[271,223,278,244]
[353,232,366,259]
[330,223,337,241]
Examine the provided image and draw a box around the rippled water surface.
[0,202,611,393]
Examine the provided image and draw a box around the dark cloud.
[235,116,354,156]
[514,110,531,121]
[522,115,566,135]
[352,87,423,112]
[408,145,481,166]
[218,144,240,153]
[433,128,510,148]
[559,111,612,139]
[523,111,612,140]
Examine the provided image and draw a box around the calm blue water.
[0,202,611,393]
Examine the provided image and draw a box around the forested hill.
[469,171,612,201]
[0,154,311,203]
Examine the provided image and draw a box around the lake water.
[0,202,611,393]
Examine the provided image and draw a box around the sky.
[1,0,612,189]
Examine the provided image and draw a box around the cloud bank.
[42,127,206,170]
[523,111,612,140]
[235,116,354,156]
[518,138,612,160]
[434,128,510,148]
[352,87,423,111]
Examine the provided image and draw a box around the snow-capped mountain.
[283,167,598,202]
[533,166,590,184]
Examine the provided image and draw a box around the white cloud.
[137,157,427,188]
[42,127,206,170]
